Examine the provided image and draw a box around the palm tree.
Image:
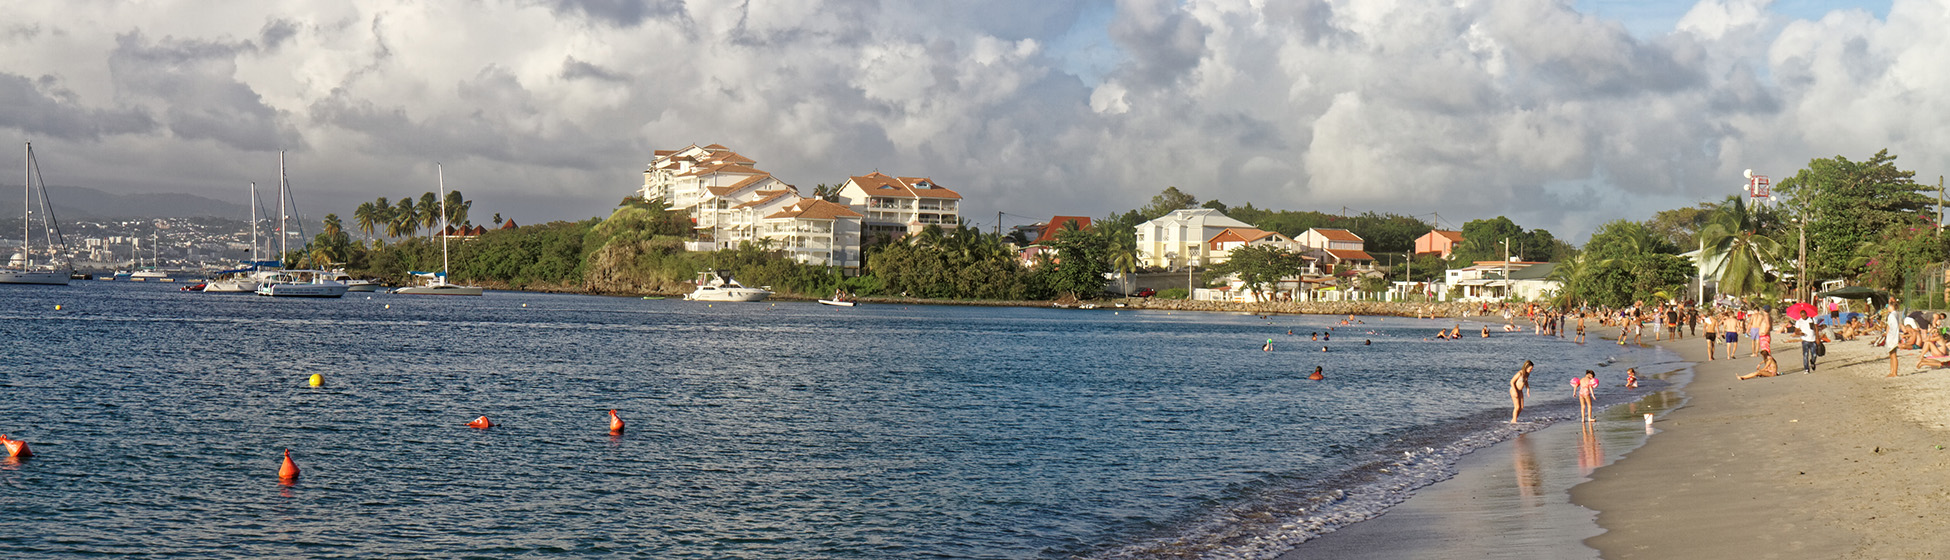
[1700,197,1788,296]
[419,192,440,236]
[390,198,416,238]
[443,190,469,226]
[353,203,377,242]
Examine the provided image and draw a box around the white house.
[1295,228,1376,271]
[637,144,799,251]
[1444,260,1560,301]
[832,172,962,243]
[1134,209,1253,268]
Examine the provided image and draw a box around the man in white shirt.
[1795,313,1820,373]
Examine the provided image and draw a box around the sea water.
[0,282,1664,559]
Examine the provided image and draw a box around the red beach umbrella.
[1785,302,1819,320]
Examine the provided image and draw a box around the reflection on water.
[1512,432,1542,504]
[1577,422,1604,475]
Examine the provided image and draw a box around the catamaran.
[393,164,482,296]
[1,142,72,285]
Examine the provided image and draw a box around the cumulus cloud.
[0,0,1943,240]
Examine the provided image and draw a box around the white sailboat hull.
[345,280,381,292]
[0,270,71,285]
[256,283,349,297]
[393,284,483,296]
[201,280,260,293]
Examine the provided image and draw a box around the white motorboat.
[3,142,71,285]
[392,164,483,297]
[817,299,856,307]
[203,268,282,293]
[817,289,858,306]
[255,269,350,298]
[684,271,771,302]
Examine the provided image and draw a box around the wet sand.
[1279,319,1950,559]
[1278,323,1686,560]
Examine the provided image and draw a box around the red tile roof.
[734,190,797,209]
[1430,230,1464,242]
[1034,216,1092,243]
[1326,249,1375,261]
[849,172,963,200]
[764,199,863,220]
[1311,228,1363,242]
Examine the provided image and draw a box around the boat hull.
[345,281,381,292]
[256,283,349,298]
[685,288,772,302]
[201,280,260,293]
[392,284,483,296]
[817,299,856,307]
[0,270,71,285]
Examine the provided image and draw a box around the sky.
[1,0,1940,244]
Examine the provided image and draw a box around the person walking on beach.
[1574,370,1599,422]
[1509,360,1535,423]
[1702,311,1717,360]
[1575,312,1587,344]
[1721,309,1740,360]
[1795,311,1821,373]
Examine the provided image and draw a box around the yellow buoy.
[308,374,323,387]
[384,304,391,309]
[54,304,62,310]
[522,303,528,307]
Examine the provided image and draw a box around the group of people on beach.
[1508,359,1638,424]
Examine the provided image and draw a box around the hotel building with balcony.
[832,172,962,244]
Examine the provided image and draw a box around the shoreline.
[1573,318,1950,557]
[1274,321,1687,559]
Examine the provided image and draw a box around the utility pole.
[1696,238,1705,304]
[1799,220,1808,303]
[1502,237,1510,301]
[1405,251,1412,302]
[995,211,1001,237]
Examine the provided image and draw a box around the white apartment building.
[1134,208,1253,268]
[833,172,961,243]
[758,199,863,273]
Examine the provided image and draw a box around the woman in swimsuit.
[1509,360,1535,423]
[1575,370,1599,422]
[1739,350,1779,380]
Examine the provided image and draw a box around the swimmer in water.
[1625,367,1639,388]
[1308,366,1324,380]
[1263,339,1274,352]
[1364,340,1372,346]
[1321,346,1329,352]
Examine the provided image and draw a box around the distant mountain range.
[0,185,250,220]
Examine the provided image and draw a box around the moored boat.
[255,270,350,298]
[684,271,771,302]
[2,142,72,286]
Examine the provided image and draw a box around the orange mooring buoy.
[467,416,494,429]
[1,434,31,458]
[608,409,625,435]
[278,449,300,482]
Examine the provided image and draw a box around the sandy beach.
[1281,318,1950,559]
[1577,322,1950,558]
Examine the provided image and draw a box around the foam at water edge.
[1085,387,1657,560]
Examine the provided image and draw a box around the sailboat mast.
[278,151,287,263]
[249,182,259,265]
[437,163,449,275]
[21,142,28,269]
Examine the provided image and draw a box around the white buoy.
[1644,413,1654,426]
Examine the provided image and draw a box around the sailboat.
[203,182,281,293]
[130,233,166,279]
[1,142,72,285]
[256,151,348,298]
[393,163,483,296]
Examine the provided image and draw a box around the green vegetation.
[290,152,1950,307]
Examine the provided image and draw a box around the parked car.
[1134,288,1156,297]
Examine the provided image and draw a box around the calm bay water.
[0,282,1661,558]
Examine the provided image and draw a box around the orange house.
[1414,230,1465,258]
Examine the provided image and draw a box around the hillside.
[0,185,250,220]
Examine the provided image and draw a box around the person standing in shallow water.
[1574,370,1599,422]
[1509,360,1534,423]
